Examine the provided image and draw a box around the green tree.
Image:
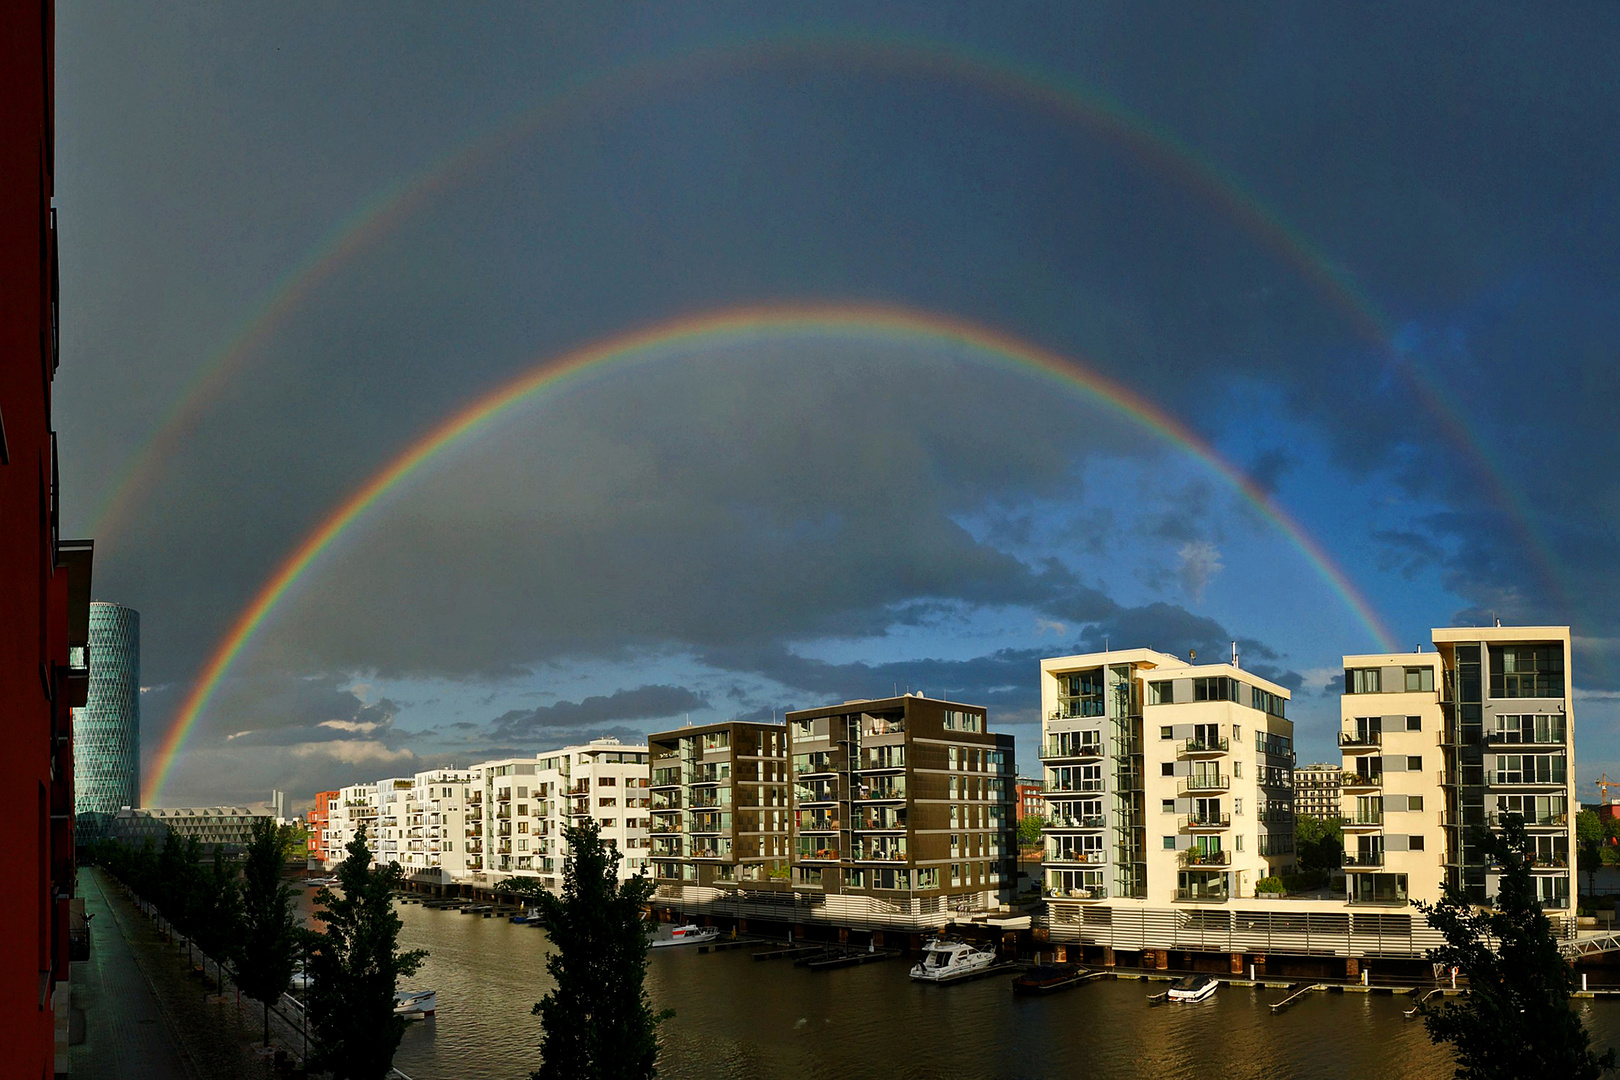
[496,876,549,904]
[190,847,242,996]
[531,819,667,1080]
[306,825,426,1080]
[234,817,300,1047]
[1578,810,1606,902]
[278,822,312,863]
[1295,814,1344,874]
[1017,814,1048,847]
[1417,815,1615,1080]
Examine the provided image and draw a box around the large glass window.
[1489,645,1565,699]
[1405,667,1435,692]
[1058,670,1106,717]
[1348,872,1408,904]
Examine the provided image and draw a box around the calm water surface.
[298,895,1620,1080]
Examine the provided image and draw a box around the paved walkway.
[71,867,199,1079]
[71,868,276,1080]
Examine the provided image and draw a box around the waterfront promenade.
[71,867,279,1080]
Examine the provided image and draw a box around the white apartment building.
[1039,648,1296,909]
[325,781,379,863]
[1343,627,1575,914]
[398,769,474,880]
[468,738,651,890]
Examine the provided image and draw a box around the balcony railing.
[1342,773,1383,789]
[1174,887,1229,902]
[1485,730,1567,747]
[1179,774,1230,794]
[1047,778,1105,794]
[1047,849,1107,864]
[1485,811,1568,828]
[1339,731,1382,750]
[1343,851,1385,868]
[1180,737,1229,756]
[1342,814,1384,829]
[1045,814,1107,829]
[1179,849,1230,867]
[1042,738,1105,761]
[1179,813,1231,831]
[1045,885,1108,900]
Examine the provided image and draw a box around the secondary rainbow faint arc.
[88,30,1565,619]
[143,303,1401,802]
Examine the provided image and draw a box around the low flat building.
[111,806,272,852]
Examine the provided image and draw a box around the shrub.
[1256,876,1287,894]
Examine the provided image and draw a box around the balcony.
[1339,731,1382,752]
[855,781,907,802]
[1047,849,1107,865]
[1179,813,1231,831]
[798,846,840,862]
[1041,737,1105,762]
[1045,814,1107,830]
[1486,811,1568,828]
[1342,814,1384,830]
[1180,736,1229,757]
[1178,774,1230,795]
[1047,885,1108,900]
[1491,772,1569,789]
[1485,730,1566,747]
[1174,887,1229,903]
[1343,851,1385,868]
[1341,772,1383,790]
[1179,849,1230,867]
[1048,778,1106,794]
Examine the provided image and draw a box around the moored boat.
[909,939,999,983]
[509,906,542,924]
[1166,973,1219,1002]
[1012,962,1088,994]
[649,923,720,948]
[393,989,437,1019]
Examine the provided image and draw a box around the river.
[294,895,1620,1080]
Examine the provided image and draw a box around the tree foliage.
[1294,814,1344,873]
[532,819,667,1080]
[1017,814,1048,847]
[234,816,300,1046]
[495,876,550,902]
[1417,815,1615,1080]
[306,825,426,1080]
[1578,810,1606,901]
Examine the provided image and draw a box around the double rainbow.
[142,303,1399,802]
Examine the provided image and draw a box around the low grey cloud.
[489,685,708,740]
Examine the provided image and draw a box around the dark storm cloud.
[49,3,1620,800]
[489,685,708,740]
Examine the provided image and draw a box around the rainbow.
[143,303,1401,802]
[86,30,1567,623]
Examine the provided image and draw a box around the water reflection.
[293,893,1620,1080]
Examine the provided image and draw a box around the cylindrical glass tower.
[74,601,141,845]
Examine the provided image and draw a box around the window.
[1408,756,1422,771]
[1490,645,1565,699]
[1160,726,1174,740]
[517,787,528,798]
[1406,715,1422,731]
[1234,798,1243,815]
[1405,667,1435,692]
[1235,835,1244,852]
[1149,681,1174,705]
[1162,799,1176,813]
[1408,795,1423,812]
[1410,836,1425,851]
[598,776,617,787]
[1233,725,1242,740]
[1058,670,1105,717]
[1233,761,1242,778]
[1161,762,1175,776]
[1163,836,1176,849]
[1346,668,1382,694]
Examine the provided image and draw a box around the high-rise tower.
[74,602,140,844]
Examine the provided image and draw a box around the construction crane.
[1597,773,1618,804]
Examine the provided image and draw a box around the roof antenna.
[1231,640,1239,668]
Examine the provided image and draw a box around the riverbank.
[72,867,288,1079]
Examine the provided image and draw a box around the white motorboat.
[649,923,720,948]
[909,939,998,983]
[1166,973,1219,1002]
[393,989,437,1019]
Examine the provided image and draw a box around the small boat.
[509,906,543,924]
[306,876,337,888]
[909,939,998,983]
[1166,973,1219,1003]
[649,924,721,948]
[1012,963,1088,994]
[393,989,437,1019]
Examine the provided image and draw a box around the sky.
[50,2,1620,810]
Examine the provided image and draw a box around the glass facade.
[73,602,141,845]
